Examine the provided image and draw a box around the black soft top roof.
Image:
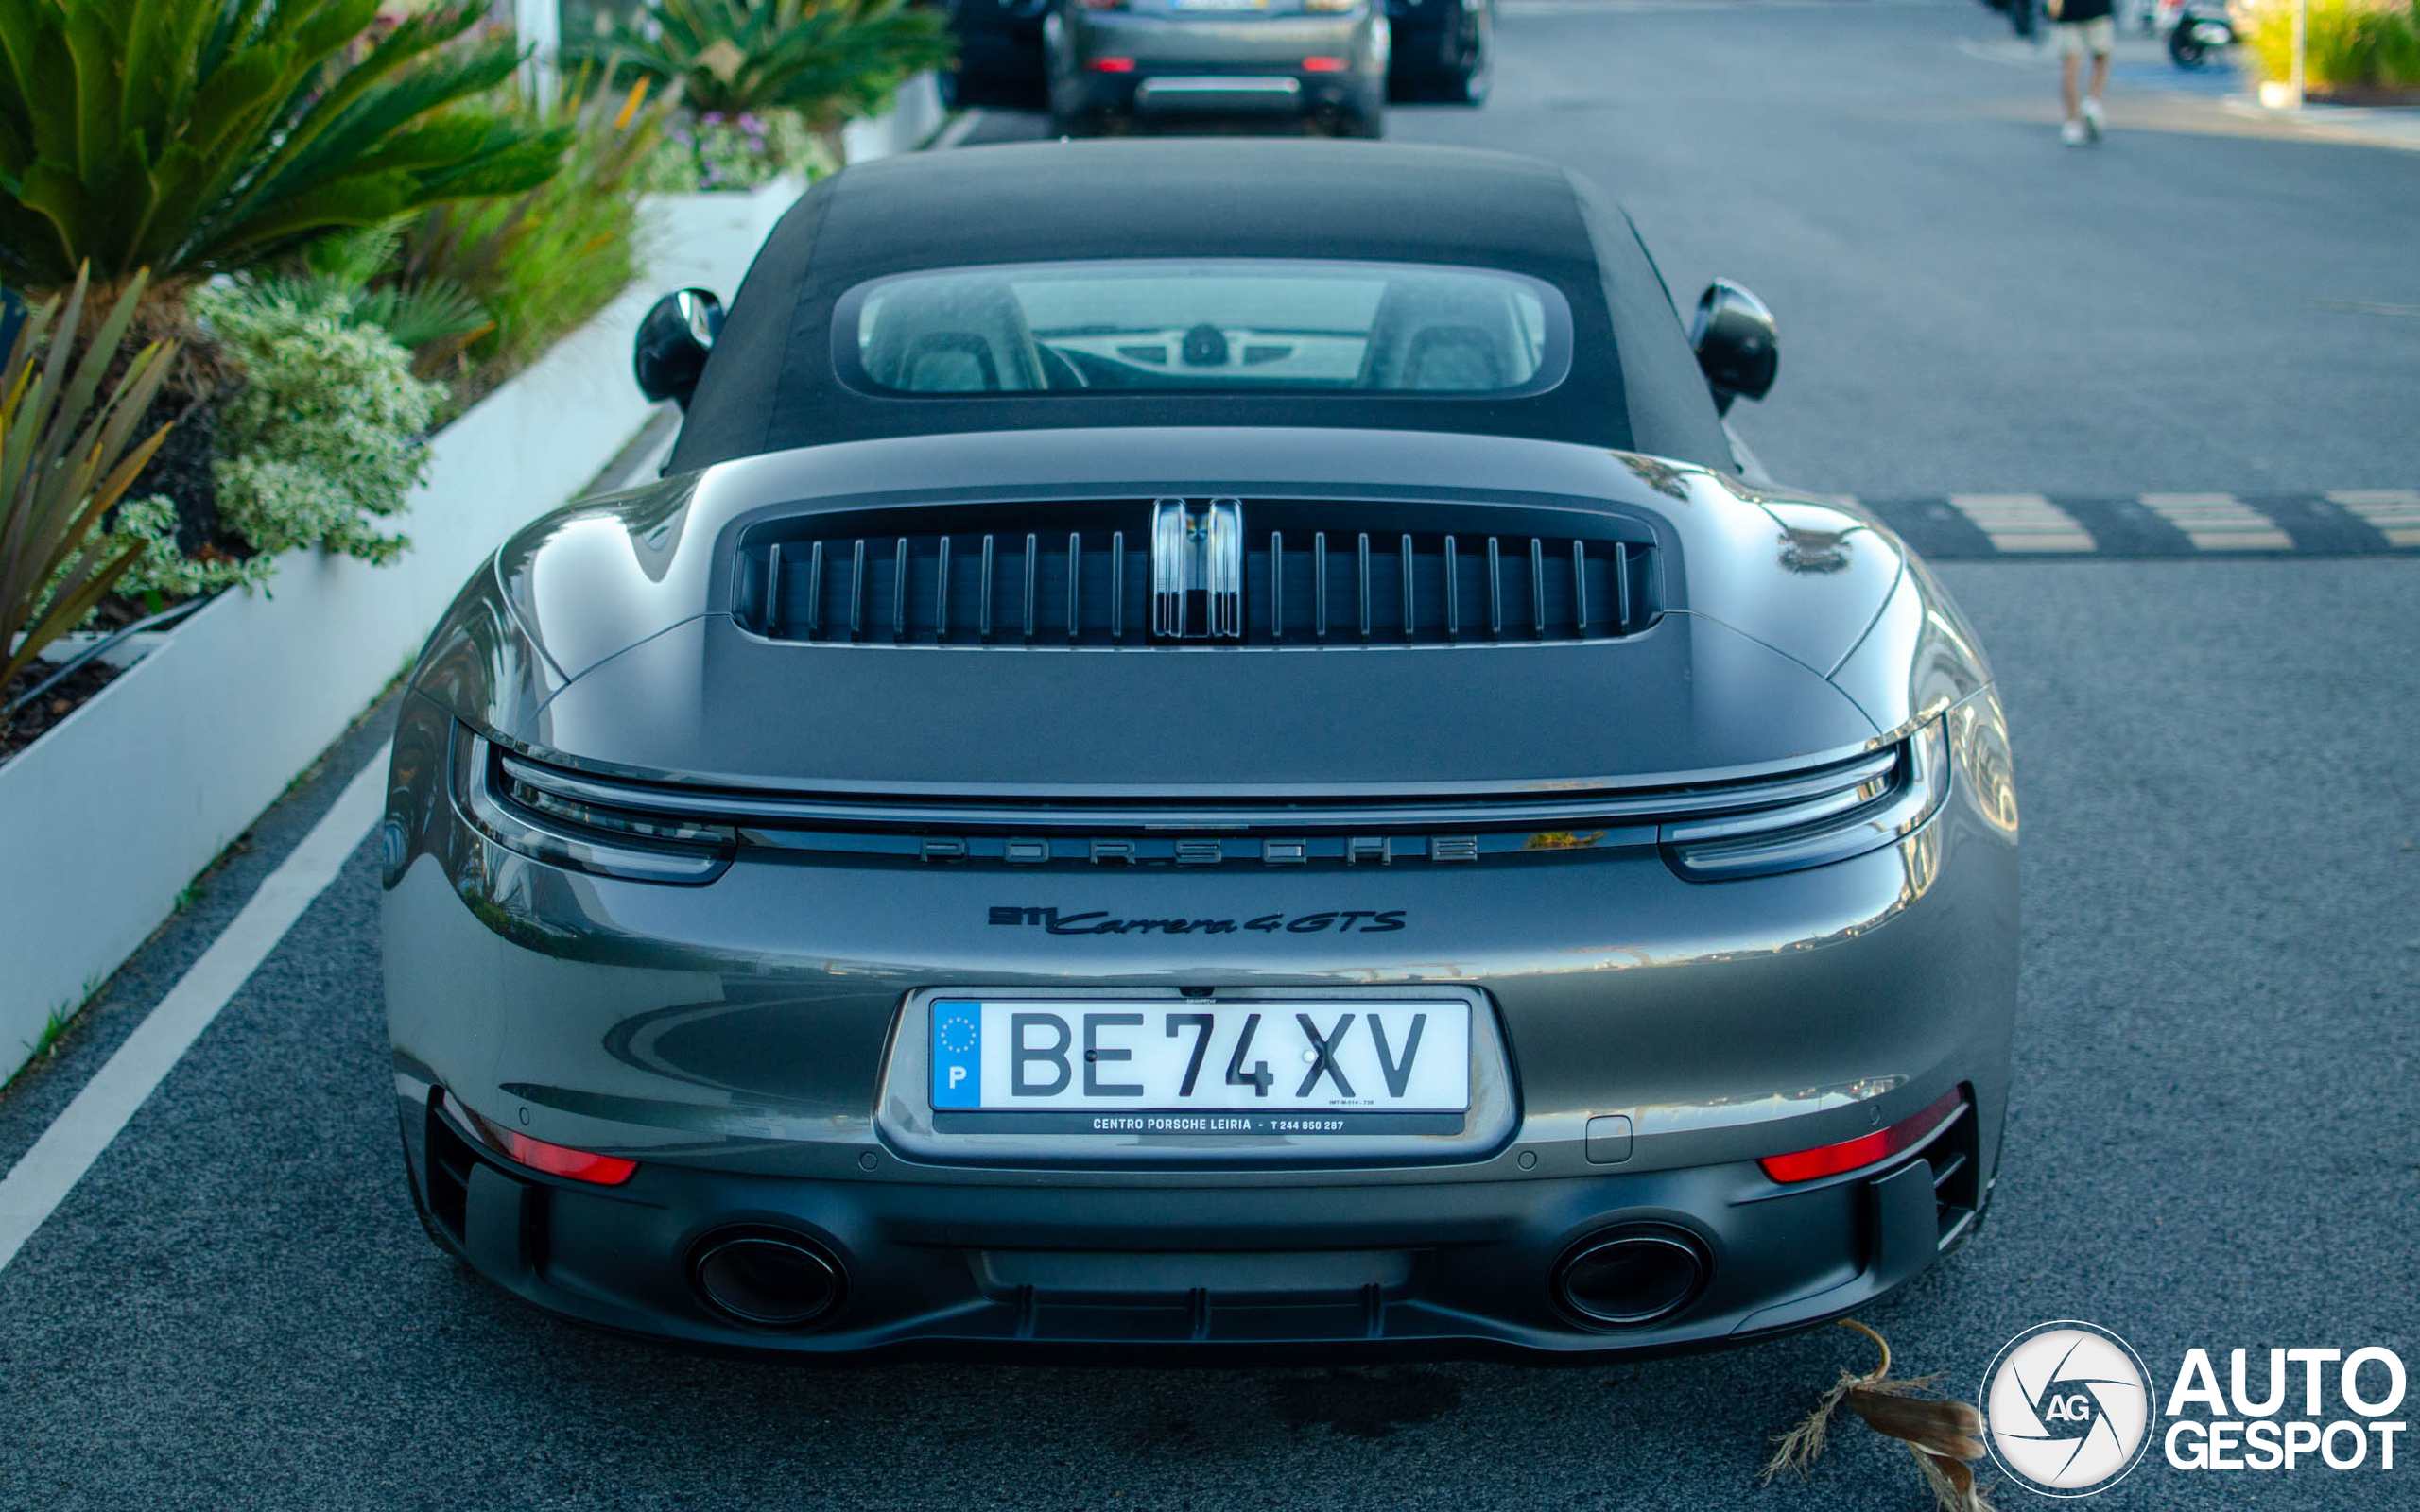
[667,139,1732,473]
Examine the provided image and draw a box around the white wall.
[844,73,948,165]
[0,98,949,1075]
[0,178,801,1083]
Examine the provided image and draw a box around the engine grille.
[735,500,1658,647]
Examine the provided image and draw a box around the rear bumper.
[403,1080,1989,1361]
[1133,75,1309,113]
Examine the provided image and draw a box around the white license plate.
[929,998,1469,1135]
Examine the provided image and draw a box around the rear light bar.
[1661,718,1948,882]
[454,727,732,885]
[1090,56,1137,72]
[452,1094,638,1186]
[1303,56,1349,72]
[1759,1088,1965,1184]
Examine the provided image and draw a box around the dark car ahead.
[942,0,1051,109]
[384,141,2018,1361]
[1046,0,1389,137]
[1386,0,1491,102]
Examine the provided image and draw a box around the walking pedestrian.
[2047,0,2114,145]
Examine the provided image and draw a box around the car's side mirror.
[633,288,725,409]
[1689,281,1777,415]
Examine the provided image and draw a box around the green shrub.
[84,495,276,610]
[194,288,441,567]
[0,1,569,295]
[391,75,669,406]
[570,0,955,130]
[2239,0,2420,91]
[232,223,492,370]
[1,269,176,724]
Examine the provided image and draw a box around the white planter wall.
[844,73,947,166]
[0,176,807,1081]
[641,175,807,304]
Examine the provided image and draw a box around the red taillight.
[1080,0,1127,9]
[1089,56,1137,72]
[1758,1089,1964,1184]
[1302,56,1349,72]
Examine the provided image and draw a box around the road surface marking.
[2327,490,2420,547]
[0,758,386,1275]
[931,111,986,152]
[2138,492,2295,551]
[1946,494,2097,552]
[2310,300,2420,319]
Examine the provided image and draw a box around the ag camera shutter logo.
[1979,1320,2154,1496]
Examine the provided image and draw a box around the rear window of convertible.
[835,259,1573,398]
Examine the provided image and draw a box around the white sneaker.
[2082,97,2105,140]
[2062,119,2088,146]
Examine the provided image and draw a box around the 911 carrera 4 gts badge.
[991,905,1406,936]
[1150,497,1243,640]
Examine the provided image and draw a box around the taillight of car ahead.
[450,727,734,885]
[1304,0,1361,10]
[1080,0,1126,9]
[1759,1089,1966,1184]
[1659,719,1949,883]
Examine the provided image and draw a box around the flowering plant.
[640,109,826,191]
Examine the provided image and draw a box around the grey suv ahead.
[1046,0,1388,137]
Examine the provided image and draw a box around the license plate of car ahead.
[929,998,1470,1135]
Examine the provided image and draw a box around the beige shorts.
[2055,16,2116,56]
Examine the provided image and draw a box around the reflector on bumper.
[1758,1087,1965,1184]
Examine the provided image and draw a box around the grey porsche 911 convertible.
[382,140,2018,1360]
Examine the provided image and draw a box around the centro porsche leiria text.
[381,141,2019,1358]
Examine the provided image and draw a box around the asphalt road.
[972,0,2420,501]
[4,5,2416,1509]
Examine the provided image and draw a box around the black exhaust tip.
[1555,1226,1708,1327]
[691,1228,844,1329]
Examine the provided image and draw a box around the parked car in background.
[1046,0,1389,137]
[1387,0,1491,103]
[942,0,1052,108]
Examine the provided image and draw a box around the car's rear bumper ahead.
[383,691,2018,1361]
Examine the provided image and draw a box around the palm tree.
[570,0,953,130]
[0,1,569,296]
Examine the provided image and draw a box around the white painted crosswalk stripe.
[1945,494,2096,552]
[2326,490,2420,548]
[2137,493,2294,551]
